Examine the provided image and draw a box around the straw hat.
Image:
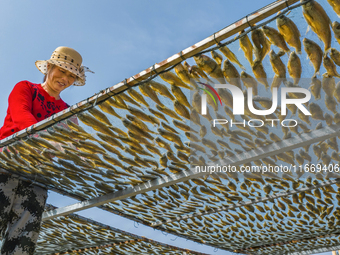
[35,46,93,86]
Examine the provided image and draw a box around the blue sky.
[0,1,334,254]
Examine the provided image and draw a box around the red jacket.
[0,81,69,140]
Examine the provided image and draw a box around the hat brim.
[35,60,86,86]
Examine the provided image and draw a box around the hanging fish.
[239,29,254,66]
[210,50,223,66]
[139,83,164,106]
[322,73,335,96]
[174,63,198,89]
[222,59,242,89]
[262,25,290,52]
[219,45,245,70]
[147,80,175,100]
[327,0,340,17]
[301,0,332,52]
[303,38,323,76]
[252,60,269,90]
[330,48,340,66]
[287,51,302,85]
[193,54,225,83]
[269,50,286,79]
[251,28,271,62]
[277,15,301,54]
[323,54,340,77]
[171,84,190,108]
[125,89,148,107]
[159,71,192,90]
[240,71,258,95]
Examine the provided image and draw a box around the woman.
[0,46,92,254]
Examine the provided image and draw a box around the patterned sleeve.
[8,81,38,130]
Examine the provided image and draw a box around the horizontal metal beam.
[0,0,300,148]
[43,123,340,221]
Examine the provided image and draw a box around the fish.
[119,92,141,107]
[309,77,322,100]
[171,84,190,108]
[88,107,113,127]
[97,141,122,156]
[287,51,302,85]
[147,80,175,100]
[97,100,123,119]
[193,54,226,83]
[122,119,154,140]
[190,65,211,82]
[156,105,183,121]
[160,122,179,135]
[157,128,183,147]
[219,45,245,70]
[332,21,340,46]
[118,155,141,168]
[322,73,335,96]
[190,109,201,125]
[327,0,340,17]
[334,81,340,103]
[302,0,331,52]
[77,140,106,154]
[308,102,324,120]
[240,71,258,95]
[126,114,156,134]
[65,119,96,140]
[324,112,334,126]
[38,132,68,145]
[159,71,193,90]
[277,15,301,54]
[252,60,269,89]
[330,48,340,67]
[185,141,206,153]
[185,132,200,143]
[251,28,271,62]
[269,50,286,78]
[174,63,197,89]
[126,106,153,124]
[145,144,162,157]
[105,96,127,110]
[171,120,192,133]
[148,108,169,123]
[303,38,323,76]
[222,59,242,89]
[239,30,254,66]
[139,83,164,106]
[262,25,290,52]
[155,137,173,152]
[323,54,340,77]
[159,154,168,167]
[211,50,223,66]
[128,131,154,147]
[77,113,116,137]
[325,95,337,113]
[127,88,149,107]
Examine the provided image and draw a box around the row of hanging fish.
[36,205,204,255]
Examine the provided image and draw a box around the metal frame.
[0,0,301,148]
[43,122,340,221]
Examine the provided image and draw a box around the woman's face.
[46,64,77,95]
